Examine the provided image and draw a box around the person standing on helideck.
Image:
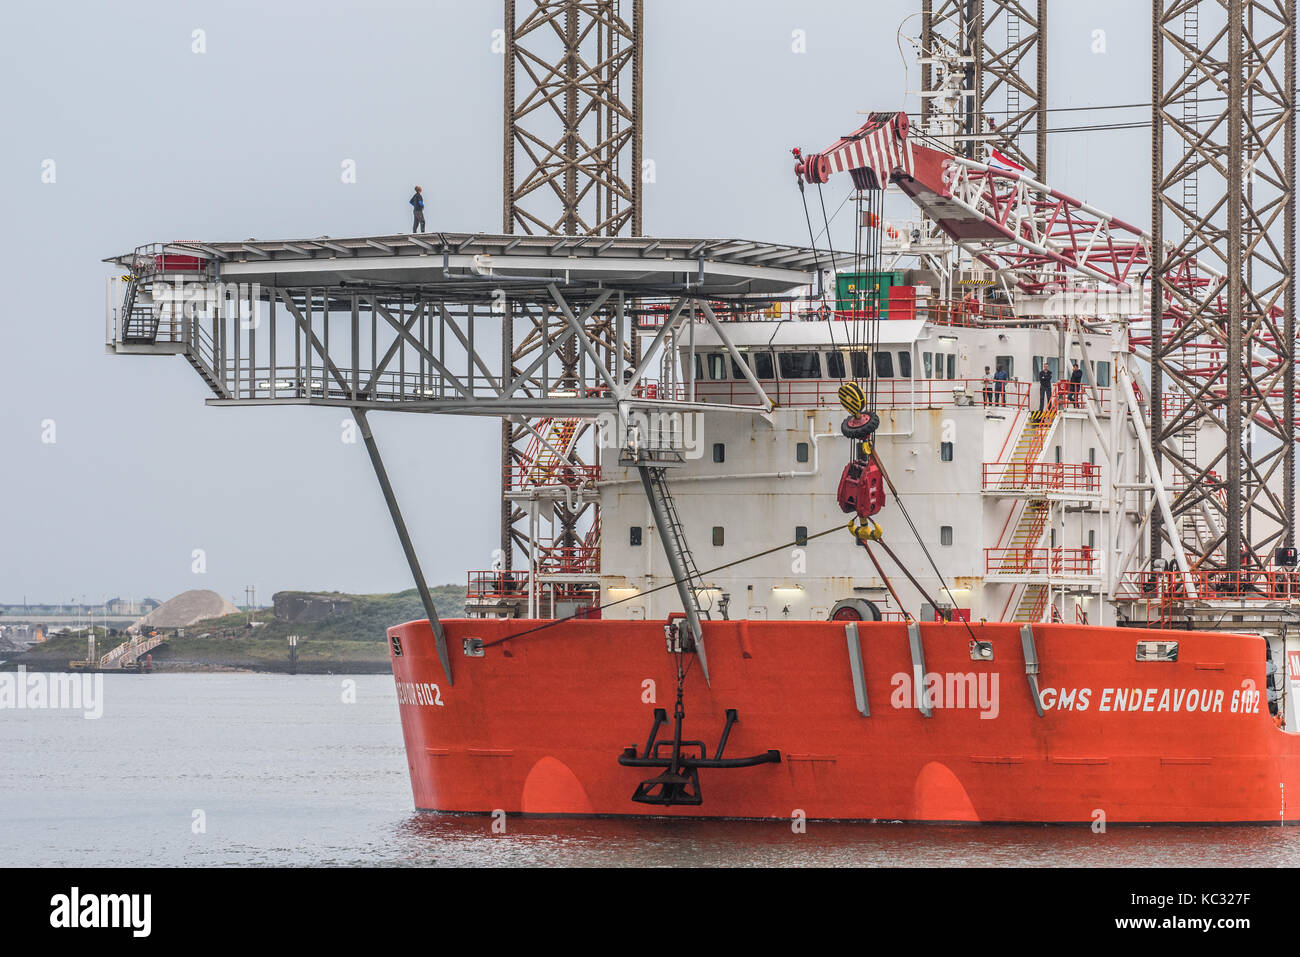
[410,186,426,233]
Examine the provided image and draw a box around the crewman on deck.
[993,364,1008,406]
[1038,364,1053,412]
[1069,360,1084,407]
[410,186,426,233]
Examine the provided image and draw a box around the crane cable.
[871,446,982,646]
[480,524,847,649]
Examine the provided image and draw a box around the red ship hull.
[387,618,1300,823]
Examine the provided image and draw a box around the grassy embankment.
[2,586,465,673]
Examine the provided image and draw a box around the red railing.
[1051,381,1112,414]
[467,570,530,601]
[982,462,1102,494]
[505,464,602,489]
[985,547,1099,576]
[638,296,1062,331]
[1115,569,1300,602]
[466,569,601,604]
[685,377,1032,410]
[583,382,662,399]
[533,544,601,576]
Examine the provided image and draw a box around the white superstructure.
[597,298,1152,627]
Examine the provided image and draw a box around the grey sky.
[0,0,1152,605]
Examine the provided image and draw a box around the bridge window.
[940,526,953,546]
[1094,360,1111,387]
[712,443,725,463]
[941,442,954,462]
[874,352,895,378]
[712,527,725,547]
[932,353,948,380]
[796,442,809,463]
[824,351,846,379]
[730,354,748,379]
[996,355,1013,377]
[897,351,912,378]
[1033,356,1061,379]
[922,352,933,377]
[751,351,776,380]
[1088,530,1096,549]
[850,351,873,379]
[707,353,728,380]
[630,527,642,547]
[778,352,822,379]
[795,526,808,546]
[945,354,956,379]
[693,354,703,382]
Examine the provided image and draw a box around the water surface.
[3,674,1298,867]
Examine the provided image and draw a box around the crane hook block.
[837,458,887,520]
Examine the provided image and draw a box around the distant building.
[273,592,355,623]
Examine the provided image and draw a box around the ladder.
[1182,4,1199,238]
[1176,424,1208,548]
[638,465,711,682]
[641,466,710,618]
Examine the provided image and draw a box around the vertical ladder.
[1005,13,1022,132]
[638,465,711,683]
[1182,5,1199,240]
[1176,423,1205,547]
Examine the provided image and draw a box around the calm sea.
[4,673,1300,867]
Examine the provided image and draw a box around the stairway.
[526,418,580,484]
[1012,584,1050,623]
[997,408,1059,490]
[118,277,162,344]
[993,409,1058,622]
[98,632,167,669]
[994,501,1051,574]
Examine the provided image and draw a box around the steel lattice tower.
[500,0,644,577]
[503,0,643,236]
[1151,0,1296,571]
[921,0,1048,177]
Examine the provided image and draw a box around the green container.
[835,270,905,317]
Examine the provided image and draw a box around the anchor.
[619,625,780,806]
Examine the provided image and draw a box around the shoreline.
[0,655,394,676]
